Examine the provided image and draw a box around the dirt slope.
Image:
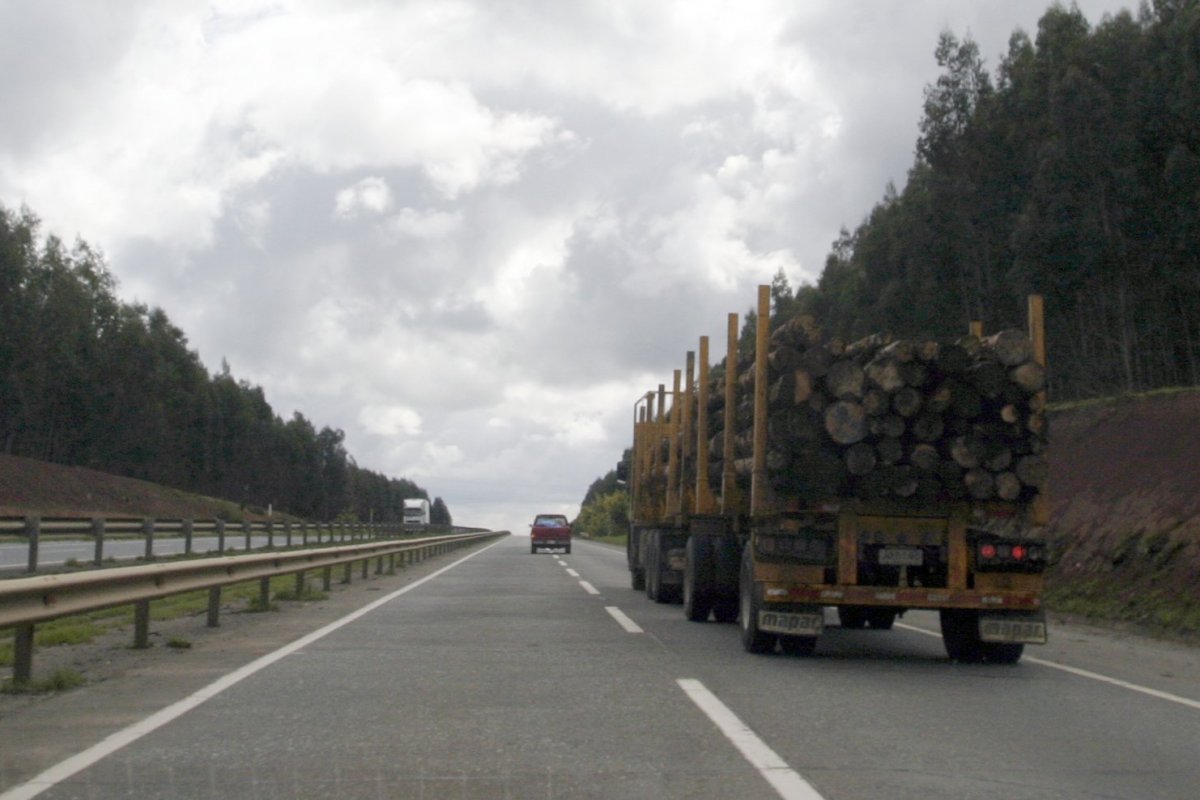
[1047,390,1200,633]
[0,454,261,520]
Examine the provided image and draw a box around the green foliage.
[430,496,452,525]
[2,668,86,695]
[581,452,630,508]
[0,203,434,521]
[806,3,1200,401]
[575,489,630,540]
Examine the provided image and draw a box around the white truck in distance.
[403,499,431,529]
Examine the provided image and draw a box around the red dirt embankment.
[1047,390,1200,631]
[0,454,261,520]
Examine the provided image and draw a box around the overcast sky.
[0,0,1133,532]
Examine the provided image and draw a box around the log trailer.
[627,285,1050,662]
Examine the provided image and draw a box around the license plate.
[758,611,823,636]
[979,617,1047,644]
[878,547,923,566]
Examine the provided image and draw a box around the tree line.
[795,0,1200,401]
[0,204,450,523]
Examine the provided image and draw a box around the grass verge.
[586,534,628,548]
[1044,576,1200,643]
[2,668,86,694]
[0,569,333,667]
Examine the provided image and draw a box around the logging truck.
[627,285,1049,663]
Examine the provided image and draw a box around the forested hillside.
[0,205,444,523]
[794,1,1199,401]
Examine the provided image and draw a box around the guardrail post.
[267,518,274,549]
[143,518,155,561]
[92,517,105,566]
[207,587,221,627]
[285,520,292,548]
[133,600,151,648]
[183,518,194,556]
[375,556,383,575]
[243,519,251,551]
[216,518,226,553]
[295,570,306,597]
[342,562,352,584]
[387,553,396,575]
[360,557,369,580]
[13,624,34,684]
[259,577,270,609]
[25,515,39,573]
[323,565,333,591]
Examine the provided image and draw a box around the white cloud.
[387,207,463,239]
[334,177,393,219]
[359,405,423,437]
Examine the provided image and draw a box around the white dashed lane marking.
[677,679,826,800]
[605,606,643,633]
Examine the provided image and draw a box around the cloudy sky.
[0,0,1131,532]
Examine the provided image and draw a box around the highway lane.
[0,536,274,570]
[570,540,1200,799]
[5,534,1199,799]
[1,536,326,570]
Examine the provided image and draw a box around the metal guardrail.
[0,530,506,685]
[0,515,476,572]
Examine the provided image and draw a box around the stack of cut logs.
[703,317,1048,505]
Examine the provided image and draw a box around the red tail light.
[980,543,997,560]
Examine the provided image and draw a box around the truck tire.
[940,610,982,662]
[565,544,571,554]
[739,543,776,654]
[778,635,817,656]
[530,543,537,555]
[866,608,897,630]
[683,535,714,622]
[712,600,739,623]
[710,535,741,622]
[631,568,646,591]
[837,607,868,629]
[645,532,661,602]
[983,642,1025,664]
[940,610,1023,663]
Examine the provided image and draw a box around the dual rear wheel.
[738,543,816,655]
[940,610,1024,664]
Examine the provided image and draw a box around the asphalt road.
[1,536,319,570]
[3,535,1199,799]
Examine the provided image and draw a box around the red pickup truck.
[530,514,571,554]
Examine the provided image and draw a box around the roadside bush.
[575,490,629,540]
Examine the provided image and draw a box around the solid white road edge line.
[566,568,580,577]
[579,580,600,595]
[677,679,826,800]
[605,606,643,633]
[0,538,508,800]
[894,622,1200,712]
